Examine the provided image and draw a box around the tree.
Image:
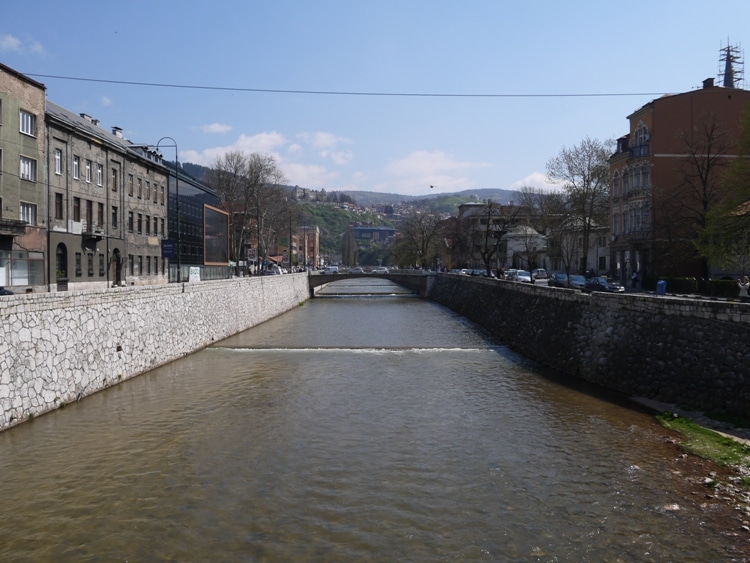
[207,152,285,274]
[696,108,750,276]
[471,201,520,276]
[660,112,736,278]
[392,210,442,268]
[546,137,611,273]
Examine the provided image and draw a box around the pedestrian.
[631,270,639,289]
[738,276,749,302]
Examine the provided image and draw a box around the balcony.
[0,218,28,236]
[81,221,105,240]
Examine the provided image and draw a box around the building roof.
[0,62,45,90]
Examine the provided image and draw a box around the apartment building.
[609,77,750,283]
[0,63,47,291]
[46,102,169,290]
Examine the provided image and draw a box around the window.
[145,215,151,235]
[87,253,94,277]
[145,181,151,200]
[137,213,143,234]
[19,156,37,181]
[73,156,80,179]
[128,211,134,232]
[20,202,37,225]
[96,164,103,186]
[99,254,105,277]
[160,185,165,205]
[85,160,92,183]
[55,193,63,220]
[128,174,134,196]
[86,200,93,226]
[19,110,36,136]
[112,206,118,230]
[147,256,151,275]
[160,218,165,236]
[75,253,82,277]
[137,178,142,199]
[128,254,134,275]
[97,202,104,228]
[154,216,159,236]
[111,168,118,191]
[55,149,63,175]
[153,184,159,203]
[138,255,143,275]
[73,197,81,222]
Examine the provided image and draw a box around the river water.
[0,278,742,561]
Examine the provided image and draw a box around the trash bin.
[656,280,667,295]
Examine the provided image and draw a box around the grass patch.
[657,412,750,469]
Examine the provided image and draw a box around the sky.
[2,1,750,197]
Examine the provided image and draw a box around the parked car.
[583,276,626,293]
[568,274,586,290]
[504,269,518,281]
[324,266,339,274]
[349,267,364,274]
[0,287,13,295]
[531,268,547,281]
[372,266,389,274]
[548,273,568,288]
[515,270,533,283]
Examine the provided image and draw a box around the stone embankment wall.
[428,274,750,420]
[0,275,310,430]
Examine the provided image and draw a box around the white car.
[323,266,339,274]
[372,267,389,274]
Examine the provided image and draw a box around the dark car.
[0,287,13,295]
[548,273,568,288]
[583,276,625,293]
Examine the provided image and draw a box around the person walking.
[738,276,749,302]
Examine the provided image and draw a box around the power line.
[25,73,665,99]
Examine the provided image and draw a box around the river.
[0,278,744,561]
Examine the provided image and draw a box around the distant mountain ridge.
[181,162,518,208]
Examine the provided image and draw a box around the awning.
[268,255,284,264]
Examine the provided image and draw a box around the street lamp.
[130,137,180,282]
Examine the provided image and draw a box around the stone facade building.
[46,102,169,289]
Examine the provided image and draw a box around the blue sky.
[3,1,749,196]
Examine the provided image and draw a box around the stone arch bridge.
[308,271,432,298]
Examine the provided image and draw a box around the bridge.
[307,271,433,298]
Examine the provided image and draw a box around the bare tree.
[665,112,736,278]
[207,152,286,274]
[546,137,611,273]
[471,201,521,276]
[393,210,442,268]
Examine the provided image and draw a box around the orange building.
[609,77,750,284]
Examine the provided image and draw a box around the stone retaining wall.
[0,275,310,430]
[428,274,750,420]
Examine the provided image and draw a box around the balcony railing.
[81,221,105,238]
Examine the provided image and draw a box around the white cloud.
[101,96,112,107]
[282,163,339,189]
[297,131,349,150]
[199,123,232,134]
[183,131,287,166]
[0,34,44,55]
[509,172,559,191]
[0,34,22,52]
[383,150,491,195]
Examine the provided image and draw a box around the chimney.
[112,126,123,138]
[703,77,715,89]
[80,113,93,122]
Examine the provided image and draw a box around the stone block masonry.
[428,274,750,421]
[0,275,310,431]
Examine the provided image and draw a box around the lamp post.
[129,137,180,282]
